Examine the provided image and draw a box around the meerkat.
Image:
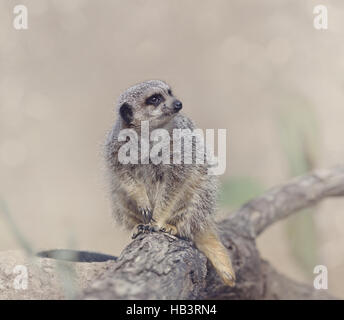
[104,80,235,286]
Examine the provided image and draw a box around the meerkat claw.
[132,224,144,239]
[139,208,153,224]
[132,223,157,239]
[159,224,178,236]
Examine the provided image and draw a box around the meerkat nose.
[173,100,183,111]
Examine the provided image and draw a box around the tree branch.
[1,167,342,299]
[228,165,344,238]
[81,166,342,299]
[82,233,207,300]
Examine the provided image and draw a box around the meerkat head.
[116,80,183,129]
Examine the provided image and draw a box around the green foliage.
[219,176,264,210]
[0,197,79,298]
[0,197,34,256]
[276,96,319,278]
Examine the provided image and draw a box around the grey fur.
[104,80,218,240]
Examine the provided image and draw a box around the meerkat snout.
[173,99,183,112]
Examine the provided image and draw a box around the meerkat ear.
[119,103,133,125]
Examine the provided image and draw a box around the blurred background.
[1,0,343,298]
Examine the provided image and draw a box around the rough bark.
[82,233,207,300]
[230,166,344,238]
[1,166,343,299]
[0,250,114,300]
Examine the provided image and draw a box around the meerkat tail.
[194,228,236,287]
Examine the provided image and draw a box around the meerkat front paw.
[159,224,178,236]
[132,223,155,239]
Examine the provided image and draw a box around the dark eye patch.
[145,93,165,107]
[168,89,172,96]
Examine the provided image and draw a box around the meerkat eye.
[168,89,172,96]
[145,93,165,107]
